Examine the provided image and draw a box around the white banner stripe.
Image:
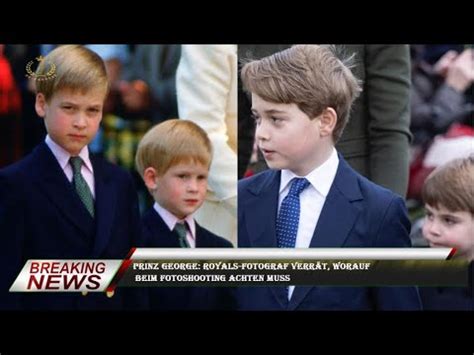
[130,248,454,260]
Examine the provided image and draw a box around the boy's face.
[153,161,208,219]
[251,94,331,176]
[35,88,105,156]
[423,204,474,261]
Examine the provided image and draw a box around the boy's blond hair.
[422,156,474,214]
[241,45,362,142]
[35,45,108,101]
[135,119,213,177]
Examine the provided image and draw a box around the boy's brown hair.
[135,119,213,177]
[422,156,474,214]
[35,45,108,101]
[241,45,362,142]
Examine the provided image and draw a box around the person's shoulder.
[0,149,40,204]
[198,225,233,248]
[0,150,37,182]
[92,155,134,183]
[339,159,402,206]
[337,159,410,243]
[238,169,276,193]
[358,171,401,202]
[353,171,408,225]
[0,161,26,201]
[93,155,128,174]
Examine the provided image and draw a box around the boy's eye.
[197,175,207,181]
[443,217,456,225]
[270,116,285,125]
[177,174,188,179]
[88,108,100,113]
[425,211,434,220]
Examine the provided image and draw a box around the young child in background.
[420,156,473,310]
[136,119,235,310]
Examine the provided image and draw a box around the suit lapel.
[243,170,289,308]
[33,143,94,238]
[195,224,208,248]
[91,157,117,257]
[243,170,280,248]
[144,209,180,247]
[288,157,363,310]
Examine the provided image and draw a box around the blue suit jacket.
[0,142,144,310]
[141,208,236,310]
[237,155,422,310]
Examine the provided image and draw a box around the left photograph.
[0,44,238,310]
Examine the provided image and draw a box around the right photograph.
[236,44,474,310]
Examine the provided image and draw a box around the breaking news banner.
[9,248,469,293]
[9,260,122,293]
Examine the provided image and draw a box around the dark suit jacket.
[0,142,143,310]
[238,45,411,197]
[420,262,473,311]
[141,208,235,310]
[237,155,422,310]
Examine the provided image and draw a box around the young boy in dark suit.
[420,156,473,310]
[237,45,422,310]
[135,119,235,310]
[0,45,143,310]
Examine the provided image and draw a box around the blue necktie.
[174,222,190,248]
[276,178,310,248]
[70,156,95,218]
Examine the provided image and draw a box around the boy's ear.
[35,93,47,118]
[318,107,337,137]
[143,167,158,190]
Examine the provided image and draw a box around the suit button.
[81,291,88,296]
[106,290,115,298]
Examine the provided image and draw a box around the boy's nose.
[187,179,198,192]
[73,113,87,128]
[426,220,441,237]
[255,121,270,141]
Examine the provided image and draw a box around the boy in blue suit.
[237,45,422,310]
[135,119,235,310]
[420,156,473,310]
[0,45,143,310]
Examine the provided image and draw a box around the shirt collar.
[279,147,339,197]
[153,202,196,240]
[45,135,93,173]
